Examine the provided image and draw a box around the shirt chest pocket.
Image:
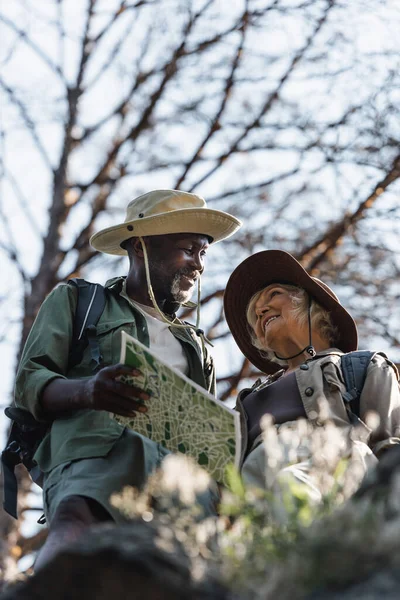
[78,319,140,370]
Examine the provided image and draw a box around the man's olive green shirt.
[15,277,216,473]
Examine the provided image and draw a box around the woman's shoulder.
[306,349,398,380]
[335,349,399,382]
[367,351,399,379]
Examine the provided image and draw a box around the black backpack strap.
[340,351,375,422]
[2,407,48,518]
[68,279,107,371]
[2,421,21,518]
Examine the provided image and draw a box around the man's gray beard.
[147,255,195,304]
[170,272,193,304]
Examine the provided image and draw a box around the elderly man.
[15,189,241,568]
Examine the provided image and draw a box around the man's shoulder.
[48,276,125,301]
[42,281,76,306]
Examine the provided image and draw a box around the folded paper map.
[113,331,241,485]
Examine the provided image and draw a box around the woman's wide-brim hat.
[90,189,242,255]
[224,250,358,374]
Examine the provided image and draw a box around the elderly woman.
[224,250,400,497]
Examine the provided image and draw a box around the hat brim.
[90,208,242,255]
[224,250,358,374]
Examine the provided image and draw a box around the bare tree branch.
[219,356,252,401]
[299,153,400,271]
[174,4,249,188]
[23,0,99,345]
[187,0,338,191]
[0,77,53,170]
[0,12,66,83]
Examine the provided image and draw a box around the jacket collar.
[305,347,344,360]
[250,348,345,391]
[105,275,126,290]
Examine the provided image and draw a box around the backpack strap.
[1,407,48,518]
[340,350,375,422]
[2,421,22,519]
[68,279,107,371]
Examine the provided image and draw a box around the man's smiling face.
[146,232,210,305]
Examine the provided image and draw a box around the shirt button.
[300,364,309,371]
[305,387,314,397]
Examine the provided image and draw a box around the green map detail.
[125,346,142,369]
[115,331,239,486]
[227,439,236,456]
[144,351,157,371]
[198,452,209,466]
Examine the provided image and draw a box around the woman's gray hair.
[246,284,338,366]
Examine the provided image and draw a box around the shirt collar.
[104,275,126,290]
[312,347,344,357]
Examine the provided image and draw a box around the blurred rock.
[354,444,400,501]
[306,568,400,600]
[1,519,231,600]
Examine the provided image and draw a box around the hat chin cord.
[273,297,316,362]
[138,236,213,355]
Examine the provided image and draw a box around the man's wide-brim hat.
[224,250,358,374]
[90,189,242,255]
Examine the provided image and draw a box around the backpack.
[1,279,107,519]
[339,350,376,424]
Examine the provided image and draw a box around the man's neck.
[125,276,179,317]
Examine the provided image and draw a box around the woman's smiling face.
[252,284,304,350]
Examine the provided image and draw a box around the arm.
[360,353,400,457]
[41,363,150,418]
[15,283,149,420]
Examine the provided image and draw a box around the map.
[113,331,241,485]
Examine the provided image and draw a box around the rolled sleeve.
[14,284,77,421]
[360,354,400,457]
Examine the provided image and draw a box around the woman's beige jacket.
[236,348,400,467]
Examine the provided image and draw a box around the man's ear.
[132,236,150,258]
[121,237,141,259]
[131,238,141,256]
